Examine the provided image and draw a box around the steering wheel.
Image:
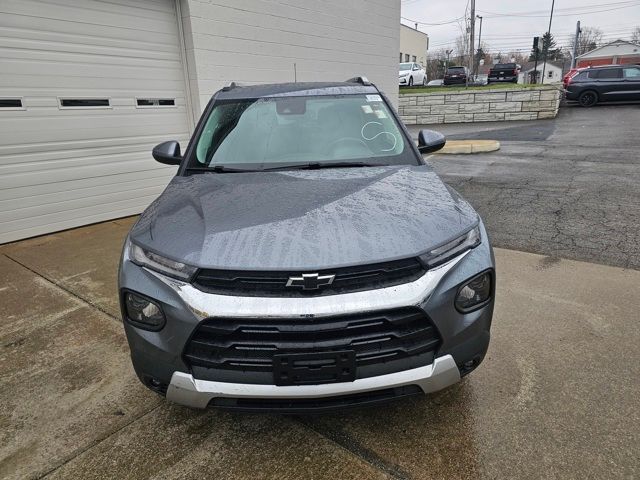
[324,137,370,156]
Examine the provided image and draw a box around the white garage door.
[0,0,191,243]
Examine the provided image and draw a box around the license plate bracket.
[273,350,356,386]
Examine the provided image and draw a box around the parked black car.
[565,64,640,107]
[443,66,469,85]
[488,63,520,84]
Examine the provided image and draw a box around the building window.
[412,56,417,62]
[548,70,553,78]
[136,98,176,108]
[0,98,23,109]
[399,52,403,62]
[59,98,111,109]
[405,53,410,62]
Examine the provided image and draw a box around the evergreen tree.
[529,32,563,61]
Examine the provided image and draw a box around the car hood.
[399,69,411,76]
[129,165,479,270]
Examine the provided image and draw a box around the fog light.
[455,271,492,312]
[124,292,165,330]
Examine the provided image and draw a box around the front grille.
[192,257,425,297]
[183,307,442,384]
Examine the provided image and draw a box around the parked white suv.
[399,62,427,87]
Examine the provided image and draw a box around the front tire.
[578,90,598,107]
[408,76,414,87]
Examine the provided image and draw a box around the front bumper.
[167,354,460,409]
[119,222,495,410]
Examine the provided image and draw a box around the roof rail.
[345,76,372,86]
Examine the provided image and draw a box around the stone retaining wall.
[398,87,561,125]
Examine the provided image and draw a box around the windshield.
[399,63,413,70]
[494,63,515,69]
[447,67,465,72]
[192,94,415,170]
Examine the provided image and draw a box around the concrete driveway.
[2,217,639,479]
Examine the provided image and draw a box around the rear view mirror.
[418,129,446,154]
[152,141,182,165]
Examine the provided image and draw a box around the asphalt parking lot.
[413,103,640,270]
[2,105,640,479]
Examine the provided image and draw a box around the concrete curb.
[437,140,500,154]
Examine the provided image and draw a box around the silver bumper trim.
[148,251,468,320]
[166,355,461,409]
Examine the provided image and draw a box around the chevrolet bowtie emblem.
[286,273,335,290]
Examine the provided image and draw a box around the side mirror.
[152,141,182,165]
[418,129,446,154]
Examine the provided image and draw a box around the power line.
[401,15,465,26]
[479,1,640,18]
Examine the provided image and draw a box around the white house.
[519,61,565,84]
[0,0,401,243]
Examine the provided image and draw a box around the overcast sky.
[401,0,640,56]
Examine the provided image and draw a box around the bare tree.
[632,26,640,44]
[569,26,603,57]
[507,51,528,65]
[454,34,469,65]
[426,48,450,80]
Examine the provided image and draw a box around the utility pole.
[532,36,540,84]
[540,0,555,84]
[475,15,483,80]
[468,0,476,83]
[571,21,581,68]
[445,49,453,72]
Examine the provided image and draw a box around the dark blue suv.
[566,64,640,107]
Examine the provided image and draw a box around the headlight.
[124,291,165,330]
[455,271,493,312]
[419,226,481,268]
[129,241,197,280]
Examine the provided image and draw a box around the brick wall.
[398,87,561,125]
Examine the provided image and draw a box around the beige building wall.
[181,0,402,110]
[399,24,429,66]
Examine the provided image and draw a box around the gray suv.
[119,78,495,412]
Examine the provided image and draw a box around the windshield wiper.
[186,165,263,173]
[261,162,388,171]
[186,162,388,174]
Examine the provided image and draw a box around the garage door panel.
[0,96,187,111]
[0,169,175,204]
[1,151,173,183]
[0,198,160,244]
[0,37,180,62]
[1,72,186,90]
[0,47,185,69]
[1,0,177,34]
[1,58,185,81]
[1,184,170,224]
[1,123,189,146]
[0,133,189,160]
[0,22,180,52]
[27,0,176,20]
[1,156,179,190]
[0,0,191,243]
